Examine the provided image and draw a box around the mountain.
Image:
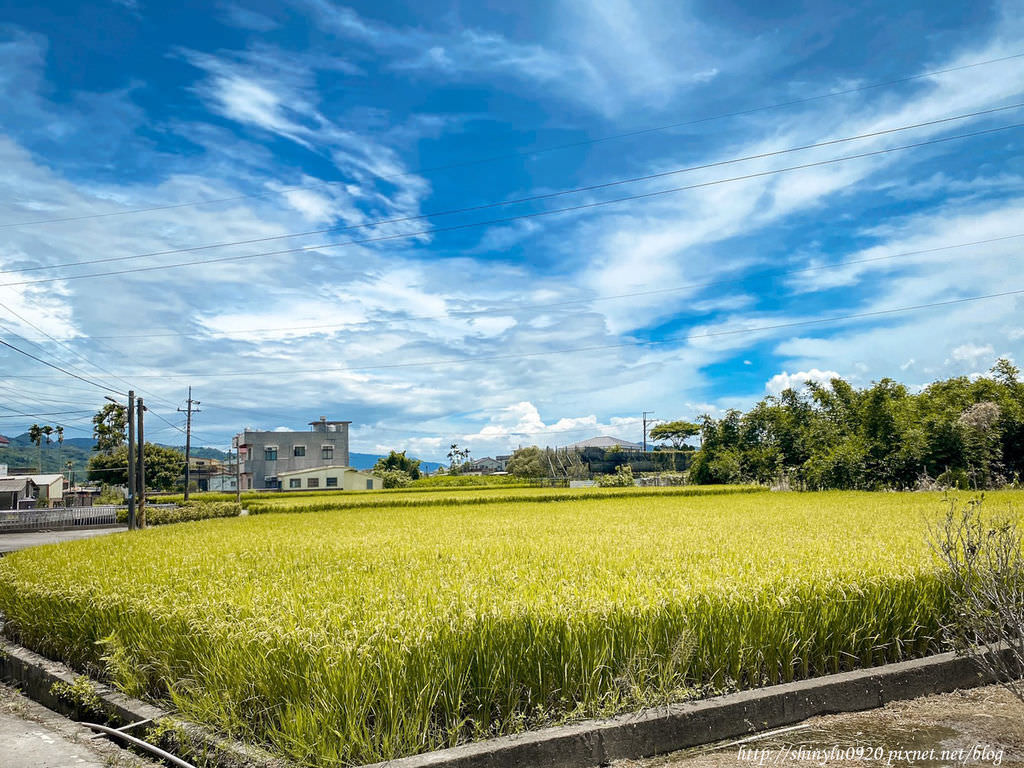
[0,432,441,476]
[349,452,442,473]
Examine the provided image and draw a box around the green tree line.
[689,359,1024,490]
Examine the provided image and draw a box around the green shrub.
[937,468,972,490]
[377,469,413,489]
[409,474,531,488]
[117,501,242,526]
[596,465,635,487]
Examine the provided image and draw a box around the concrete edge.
[0,636,295,768]
[364,647,1020,768]
[1,633,1018,768]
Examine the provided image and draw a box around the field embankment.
[0,489,1019,766]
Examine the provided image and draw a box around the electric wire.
[3,51,1021,229]
[0,337,125,395]
[13,232,1018,342]
[3,120,1022,290]
[10,287,1022,380]
[4,101,1021,278]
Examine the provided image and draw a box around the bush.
[937,468,971,490]
[932,497,1024,704]
[118,501,241,526]
[596,465,635,487]
[409,474,530,488]
[96,484,124,505]
[377,469,412,489]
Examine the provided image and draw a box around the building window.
[307,478,320,488]
[326,476,338,487]
[366,479,373,490]
[321,445,333,460]
[289,478,301,489]
[293,446,306,457]
[264,477,279,489]
[264,447,277,461]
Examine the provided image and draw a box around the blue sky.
[1,0,1023,460]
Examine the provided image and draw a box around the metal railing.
[0,504,176,532]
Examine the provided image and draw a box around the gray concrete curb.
[0,636,294,768]
[0,632,1017,768]
[365,647,1018,768]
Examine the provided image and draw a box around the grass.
[0,489,1019,766]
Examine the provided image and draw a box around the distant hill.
[350,452,442,473]
[0,432,440,475]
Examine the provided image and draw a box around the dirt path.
[615,685,1024,768]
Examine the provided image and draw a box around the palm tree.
[56,426,65,483]
[28,424,43,472]
[42,425,54,472]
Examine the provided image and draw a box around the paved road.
[0,526,126,554]
[0,683,158,768]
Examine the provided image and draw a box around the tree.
[506,446,544,478]
[957,402,1003,488]
[93,403,128,453]
[377,469,413,489]
[28,424,44,471]
[648,420,700,450]
[372,450,421,480]
[88,443,185,491]
[55,426,64,476]
[447,443,470,470]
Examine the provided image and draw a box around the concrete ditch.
[0,634,1017,768]
[0,636,291,768]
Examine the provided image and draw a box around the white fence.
[0,504,176,532]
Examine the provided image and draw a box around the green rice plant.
[245,483,765,515]
[0,490,1019,766]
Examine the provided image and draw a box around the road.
[0,683,158,768]
[0,526,126,554]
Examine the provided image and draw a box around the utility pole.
[178,387,201,501]
[234,439,242,504]
[126,391,135,530]
[642,411,655,452]
[137,398,146,529]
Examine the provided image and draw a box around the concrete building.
[0,478,37,510]
[277,465,382,491]
[463,456,508,474]
[234,417,351,490]
[0,473,64,507]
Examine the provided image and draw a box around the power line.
[4,120,1022,290]
[11,287,1024,381]
[3,51,1022,229]
[0,303,190,415]
[0,403,96,434]
[5,102,1022,279]
[0,337,125,395]
[0,410,95,418]
[0,301,144,396]
[15,232,1021,342]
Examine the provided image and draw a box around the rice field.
[0,489,1019,766]
[244,482,765,513]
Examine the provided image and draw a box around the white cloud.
[299,0,726,117]
[766,369,842,394]
[948,343,996,365]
